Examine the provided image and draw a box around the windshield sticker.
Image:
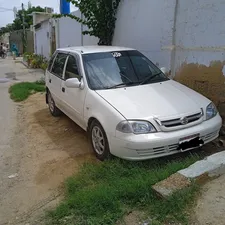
[112,52,122,58]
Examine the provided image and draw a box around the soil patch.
[0,93,95,225]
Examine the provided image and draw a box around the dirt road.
[0,59,95,225]
[193,174,225,225]
[0,92,95,225]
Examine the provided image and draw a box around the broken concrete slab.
[152,173,191,198]
[152,151,225,198]
[178,160,218,179]
[206,151,225,164]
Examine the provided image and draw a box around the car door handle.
[62,87,65,92]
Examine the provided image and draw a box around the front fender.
[84,91,125,137]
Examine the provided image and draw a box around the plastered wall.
[173,0,225,117]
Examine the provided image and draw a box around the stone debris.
[8,173,18,179]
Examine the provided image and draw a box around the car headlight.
[206,102,217,120]
[116,120,156,134]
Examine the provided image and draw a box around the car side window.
[47,52,57,72]
[51,53,67,78]
[65,55,81,80]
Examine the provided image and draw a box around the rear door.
[47,52,68,108]
[61,54,87,129]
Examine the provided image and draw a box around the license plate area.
[178,134,204,152]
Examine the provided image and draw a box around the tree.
[12,6,45,31]
[0,5,45,34]
[56,0,121,45]
[0,5,45,52]
[0,24,13,35]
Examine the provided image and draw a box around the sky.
[0,0,77,27]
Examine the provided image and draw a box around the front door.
[61,54,87,129]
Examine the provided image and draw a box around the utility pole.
[81,12,83,46]
[22,3,26,53]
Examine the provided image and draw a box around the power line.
[0,10,13,13]
[0,7,13,11]
[0,10,12,12]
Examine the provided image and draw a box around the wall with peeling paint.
[113,0,176,69]
[173,0,225,69]
[173,0,225,118]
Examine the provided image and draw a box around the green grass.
[9,81,45,102]
[47,155,200,225]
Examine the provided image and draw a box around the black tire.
[47,91,62,117]
[89,120,111,161]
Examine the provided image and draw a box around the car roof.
[58,45,135,54]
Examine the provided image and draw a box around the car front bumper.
[108,114,222,161]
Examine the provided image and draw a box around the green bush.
[23,53,48,70]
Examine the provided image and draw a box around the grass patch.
[9,81,45,102]
[47,154,200,225]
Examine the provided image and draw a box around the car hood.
[95,80,210,120]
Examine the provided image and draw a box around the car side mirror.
[65,78,82,88]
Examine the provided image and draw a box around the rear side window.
[51,53,67,78]
[65,55,81,80]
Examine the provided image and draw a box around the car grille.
[136,144,179,157]
[161,112,202,128]
[202,131,219,142]
[136,130,219,157]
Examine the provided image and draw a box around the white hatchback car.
[45,46,222,161]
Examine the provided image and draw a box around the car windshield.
[82,50,169,90]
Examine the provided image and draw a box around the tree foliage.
[55,0,121,45]
[0,6,45,35]
[0,24,13,36]
[13,6,45,30]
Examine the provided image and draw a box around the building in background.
[9,29,34,54]
[32,9,98,59]
[32,9,54,58]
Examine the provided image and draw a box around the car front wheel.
[47,91,61,117]
[89,120,111,161]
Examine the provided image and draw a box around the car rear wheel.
[47,91,61,117]
[89,120,111,161]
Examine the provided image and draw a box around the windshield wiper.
[119,71,133,82]
[140,72,162,85]
[107,81,139,89]
[106,71,138,89]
